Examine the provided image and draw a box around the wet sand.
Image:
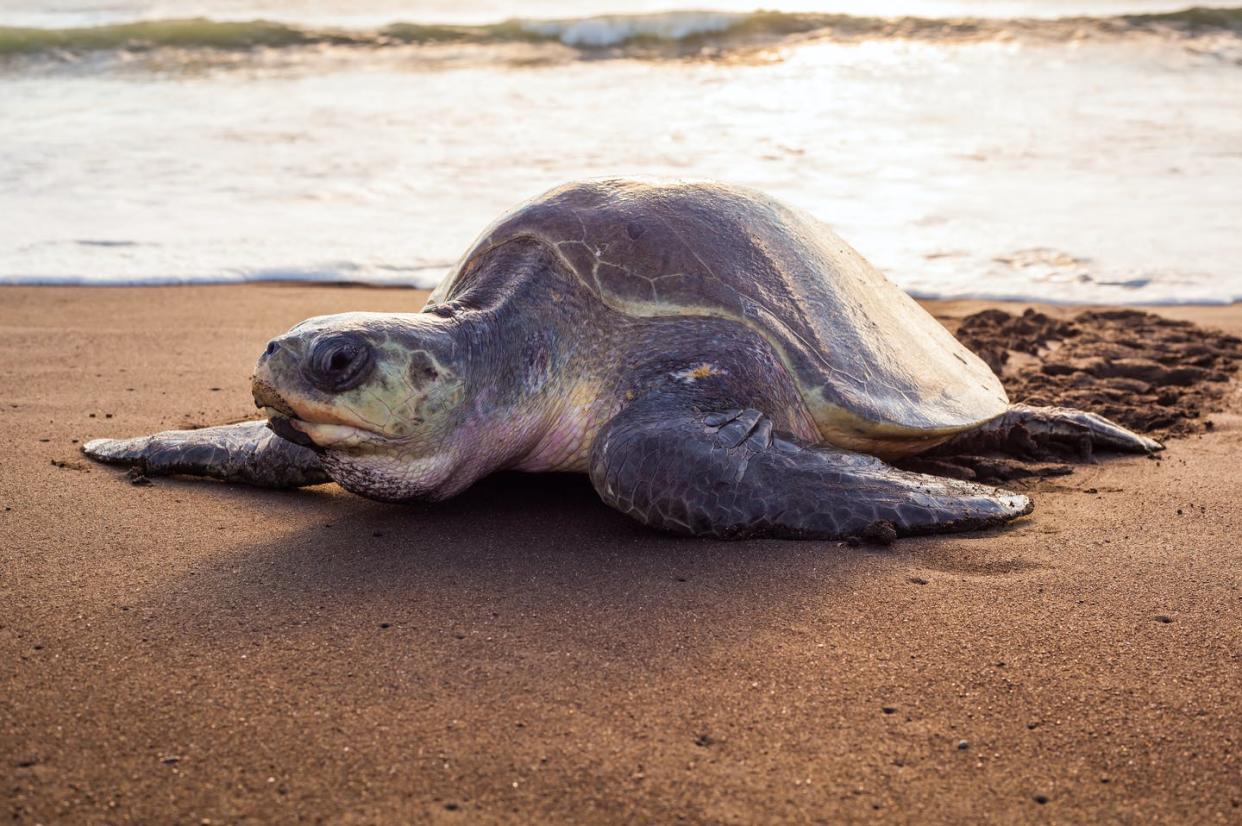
[2,285,1240,823]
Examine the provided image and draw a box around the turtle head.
[251,311,487,502]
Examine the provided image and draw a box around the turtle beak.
[252,377,322,451]
[267,415,321,451]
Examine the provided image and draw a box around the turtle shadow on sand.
[141,471,1035,644]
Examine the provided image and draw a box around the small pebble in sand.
[957,740,970,750]
[1154,615,1174,624]
[694,733,714,747]
[908,576,929,585]
[1033,794,1049,805]
[126,468,152,486]
[881,706,897,715]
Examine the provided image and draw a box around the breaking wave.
[2,7,1241,61]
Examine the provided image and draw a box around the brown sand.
[2,286,1240,824]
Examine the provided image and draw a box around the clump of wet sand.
[901,308,1242,485]
[956,307,1242,437]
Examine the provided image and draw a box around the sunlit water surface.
[2,1,1240,303]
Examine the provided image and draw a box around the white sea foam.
[7,265,449,289]
[519,12,740,47]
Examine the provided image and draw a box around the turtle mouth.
[253,379,296,417]
[253,378,391,451]
[266,413,322,451]
[259,406,380,452]
[253,379,322,451]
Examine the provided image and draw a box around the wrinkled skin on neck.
[251,241,606,502]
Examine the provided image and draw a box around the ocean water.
[1,2,1241,304]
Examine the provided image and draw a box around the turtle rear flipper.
[83,420,328,488]
[940,403,1162,458]
[589,393,1032,541]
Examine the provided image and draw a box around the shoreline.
[4,280,1241,309]
[2,284,1240,822]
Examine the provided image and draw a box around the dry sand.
[2,286,1240,824]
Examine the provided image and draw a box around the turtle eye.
[304,333,374,393]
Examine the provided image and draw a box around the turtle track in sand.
[901,308,1242,486]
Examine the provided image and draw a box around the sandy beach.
[2,285,1240,823]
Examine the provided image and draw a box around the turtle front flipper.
[589,395,1032,541]
[83,420,328,488]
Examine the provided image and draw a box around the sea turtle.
[84,179,1160,539]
